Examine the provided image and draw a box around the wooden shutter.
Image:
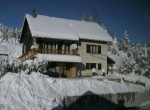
[86,63,90,69]
[98,46,101,54]
[87,44,90,53]
[98,63,101,70]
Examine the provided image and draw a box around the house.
[19,13,112,78]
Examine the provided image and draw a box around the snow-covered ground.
[139,101,150,110]
[124,73,150,88]
[0,72,150,110]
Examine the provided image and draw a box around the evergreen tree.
[0,23,21,43]
[118,31,132,53]
[108,36,119,55]
[120,43,150,78]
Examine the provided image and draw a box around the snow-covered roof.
[0,44,9,55]
[25,14,112,42]
[36,54,82,63]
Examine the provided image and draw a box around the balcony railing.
[19,48,78,62]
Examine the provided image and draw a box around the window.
[65,44,70,54]
[87,44,101,54]
[86,63,96,69]
[98,63,101,70]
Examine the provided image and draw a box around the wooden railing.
[37,48,78,55]
[19,49,37,62]
[19,48,78,62]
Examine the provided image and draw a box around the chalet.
[19,13,112,78]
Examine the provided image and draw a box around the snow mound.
[0,72,149,110]
[124,73,150,88]
[0,72,59,110]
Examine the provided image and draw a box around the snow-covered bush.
[119,58,135,74]
[0,57,48,77]
[22,59,48,74]
[120,43,150,78]
[0,23,21,43]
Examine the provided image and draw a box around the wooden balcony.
[19,48,78,62]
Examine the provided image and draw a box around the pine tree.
[120,43,150,78]
[0,23,21,43]
[108,36,119,55]
[118,31,132,53]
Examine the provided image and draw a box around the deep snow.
[0,72,150,110]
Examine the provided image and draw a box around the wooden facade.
[19,18,80,78]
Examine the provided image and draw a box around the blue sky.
[0,0,150,44]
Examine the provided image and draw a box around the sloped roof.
[25,14,112,42]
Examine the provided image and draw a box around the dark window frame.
[86,44,101,54]
[86,63,96,69]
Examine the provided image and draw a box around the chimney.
[31,9,37,18]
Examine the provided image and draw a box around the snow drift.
[0,72,149,110]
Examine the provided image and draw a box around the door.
[67,67,72,78]
[58,44,62,54]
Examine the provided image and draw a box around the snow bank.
[52,78,147,97]
[124,73,150,88]
[0,72,60,110]
[0,72,149,110]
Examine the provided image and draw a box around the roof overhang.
[107,56,115,64]
[36,54,82,63]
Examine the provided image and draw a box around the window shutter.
[98,63,101,70]
[98,46,101,54]
[86,63,89,69]
[87,45,90,53]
